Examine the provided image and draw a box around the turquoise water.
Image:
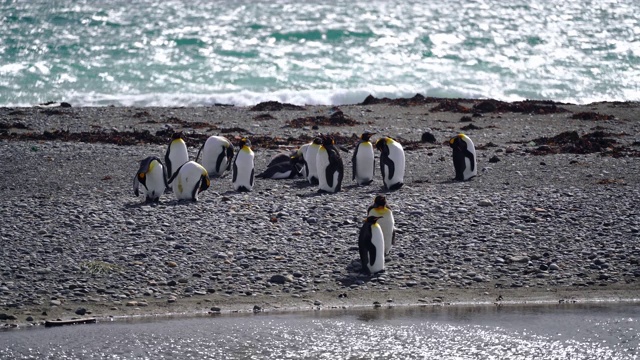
[1,0,639,107]
[2,304,639,359]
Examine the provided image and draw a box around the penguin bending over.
[305,138,323,185]
[133,156,167,203]
[358,216,385,274]
[165,132,189,181]
[266,151,294,168]
[257,154,300,179]
[196,135,234,178]
[232,138,255,192]
[167,161,210,201]
[367,195,396,255]
[375,137,405,191]
[449,133,477,181]
[352,131,376,186]
[316,136,344,193]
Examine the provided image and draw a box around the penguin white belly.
[316,149,332,192]
[355,143,375,184]
[368,224,385,273]
[172,161,205,200]
[462,147,477,180]
[144,165,166,200]
[233,150,255,191]
[385,143,405,186]
[201,137,228,177]
[368,208,395,255]
[305,145,320,184]
[168,142,189,179]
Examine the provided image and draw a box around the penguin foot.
[388,182,404,191]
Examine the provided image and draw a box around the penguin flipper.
[392,228,397,245]
[464,149,476,172]
[351,143,359,181]
[232,161,238,183]
[368,243,377,267]
[383,154,396,181]
[195,140,206,163]
[226,147,234,171]
[133,175,140,197]
[167,162,187,185]
[214,147,227,175]
[250,168,255,187]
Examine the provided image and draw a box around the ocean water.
[2,304,639,359]
[0,0,639,107]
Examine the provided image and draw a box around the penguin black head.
[322,136,335,148]
[171,132,183,141]
[199,173,211,193]
[361,131,376,141]
[239,137,251,148]
[373,195,387,208]
[449,134,467,150]
[312,137,323,145]
[363,215,383,224]
[375,137,388,151]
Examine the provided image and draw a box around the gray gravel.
[0,102,639,327]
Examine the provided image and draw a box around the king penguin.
[358,215,385,274]
[304,137,323,185]
[316,136,344,193]
[352,131,376,186]
[165,132,189,181]
[196,135,234,178]
[133,156,167,203]
[232,138,255,192]
[257,155,299,179]
[367,195,396,255]
[449,133,477,181]
[167,161,210,201]
[375,136,405,191]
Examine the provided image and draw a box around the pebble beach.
[1,98,639,329]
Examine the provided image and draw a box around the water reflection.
[1,303,638,359]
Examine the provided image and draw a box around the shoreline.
[1,98,639,331]
[6,287,640,331]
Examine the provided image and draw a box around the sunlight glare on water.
[1,304,639,359]
[0,0,639,106]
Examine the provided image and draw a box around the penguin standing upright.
[375,137,405,190]
[304,138,323,185]
[352,131,376,186]
[367,195,396,255]
[196,135,234,178]
[449,133,477,181]
[358,215,385,274]
[165,133,189,181]
[232,138,255,192]
[167,161,210,201]
[316,136,344,193]
[133,156,167,203]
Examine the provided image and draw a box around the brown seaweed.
[250,101,304,111]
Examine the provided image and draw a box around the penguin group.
[132,133,254,202]
[132,127,479,276]
[135,129,479,202]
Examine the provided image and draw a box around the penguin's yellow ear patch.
[139,173,145,179]
[449,137,455,145]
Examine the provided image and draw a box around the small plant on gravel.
[81,260,124,275]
